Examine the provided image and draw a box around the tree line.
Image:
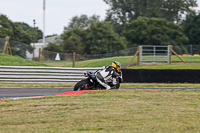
[1,0,200,55]
[0,14,43,44]
[44,0,200,54]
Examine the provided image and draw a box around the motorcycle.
[74,70,123,91]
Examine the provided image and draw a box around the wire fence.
[173,45,200,63]
[0,38,33,59]
[41,47,138,61]
[1,37,200,65]
[36,45,200,64]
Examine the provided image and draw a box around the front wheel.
[111,84,120,89]
[115,83,120,89]
[74,79,93,91]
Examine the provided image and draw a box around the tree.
[0,14,43,44]
[56,22,128,54]
[64,14,100,31]
[60,28,86,54]
[85,22,127,54]
[15,22,43,41]
[104,0,197,33]
[163,0,197,23]
[45,34,58,38]
[0,14,46,58]
[182,12,200,45]
[123,17,188,47]
[0,15,33,44]
[43,42,63,52]
[0,14,15,38]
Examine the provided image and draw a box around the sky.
[0,0,109,36]
[0,0,200,36]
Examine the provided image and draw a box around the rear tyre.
[74,79,92,91]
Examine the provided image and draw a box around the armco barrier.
[122,69,200,83]
[1,66,199,83]
[0,66,100,83]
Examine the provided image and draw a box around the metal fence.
[139,45,170,64]
[0,38,34,59]
[173,45,200,63]
[41,45,200,64]
[0,66,100,83]
[1,37,200,64]
[41,47,138,61]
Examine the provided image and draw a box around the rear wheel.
[74,79,93,91]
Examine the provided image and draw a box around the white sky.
[0,0,200,36]
[0,0,109,36]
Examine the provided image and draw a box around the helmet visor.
[116,67,120,72]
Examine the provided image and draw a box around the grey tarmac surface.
[121,87,200,90]
[0,87,200,99]
[0,87,73,99]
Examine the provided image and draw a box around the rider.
[96,61,122,90]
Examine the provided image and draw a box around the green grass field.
[1,53,200,69]
[40,60,72,67]
[0,53,48,66]
[0,90,200,132]
[41,55,200,68]
[41,56,133,67]
[1,54,200,132]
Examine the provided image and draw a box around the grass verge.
[0,90,199,132]
[0,53,48,66]
[1,83,200,88]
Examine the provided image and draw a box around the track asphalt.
[1,87,200,100]
[0,87,73,99]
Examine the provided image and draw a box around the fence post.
[3,37,12,55]
[153,46,156,62]
[73,52,75,67]
[137,46,141,65]
[38,48,41,62]
[171,49,186,63]
[127,47,140,68]
[169,45,172,64]
[190,45,192,62]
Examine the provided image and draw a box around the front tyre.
[111,83,120,89]
[115,83,120,89]
[74,79,92,91]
